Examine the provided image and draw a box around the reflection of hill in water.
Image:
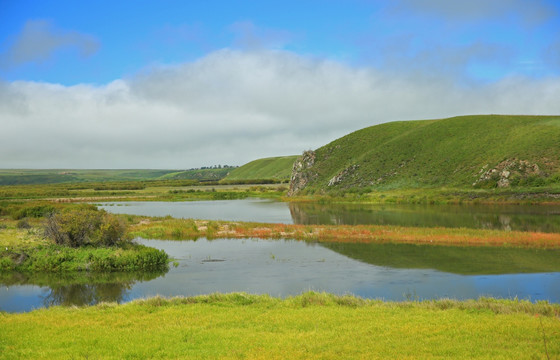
[289,202,560,233]
[321,242,560,275]
[0,271,166,307]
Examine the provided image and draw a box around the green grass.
[0,180,285,201]
[224,155,298,181]
[1,292,558,359]
[0,168,242,186]
[158,168,233,181]
[0,220,169,272]
[293,115,560,195]
[0,169,179,185]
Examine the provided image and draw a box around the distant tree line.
[186,165,238,171]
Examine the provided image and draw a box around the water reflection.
[0,270,166,309]
[2,239,560,313]
[289,202,560,232]
[97,199,291,223]
[129,239,560,304]
[322,242,560,275]
[98,200,560,232]
[42,283,130,307]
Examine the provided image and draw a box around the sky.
[1,0,560,169]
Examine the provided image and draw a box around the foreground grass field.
[1,292,558,359]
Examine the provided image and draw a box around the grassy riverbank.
[1,175,559,205]
[1,292,558,359]
[287,186,560,205]
[0,215,168,272]
[128,216,560,248]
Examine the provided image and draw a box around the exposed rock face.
[287,150,316,196]
[328,165,359,187]
[473,159,543,188]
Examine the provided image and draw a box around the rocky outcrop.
[287,150,317,196]
[328,165,359,187]
[473,159,543,188]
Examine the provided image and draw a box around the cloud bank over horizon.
[2,49,560,169]
[1,1,559,169]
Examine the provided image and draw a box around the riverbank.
[128,216,560,248]
[0,219,168,272]
[1,292,558,359]
[286,186,560,205]
[2,178,560,205]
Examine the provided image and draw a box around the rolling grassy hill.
[0,168,235,185]
[289,115,560,195]
[224,156,298,181]
[0,169,178,186]
[159,168,234,182]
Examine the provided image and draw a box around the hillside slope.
[0,169,178,186]
[160,168,233,181]
[289,115,560,195]
[225,156,298,181]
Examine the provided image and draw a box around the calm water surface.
[98,199,291,223]
[4,199,559,312]
[97,199,560,232]
[2,238,559,312]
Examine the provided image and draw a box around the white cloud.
[1,49,560,169]
[0,20,100,68]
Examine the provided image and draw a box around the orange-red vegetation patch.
[128,217,560,249]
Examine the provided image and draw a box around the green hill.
[289,115,560,195]
[0,167,241,186]
[0,169,178,186]
[224,156,298,181]
[159,168,233,182]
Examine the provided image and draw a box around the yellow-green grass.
[0,218,46,248]
[1,292,558,359]
[127,217,560,248]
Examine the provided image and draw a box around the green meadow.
[1,292,559,359]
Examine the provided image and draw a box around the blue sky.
[1,0,560,168]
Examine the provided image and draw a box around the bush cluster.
[0,244,169,272]
[44,207,128,248]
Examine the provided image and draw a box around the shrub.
[16,218,31,229]
[44,208,128,248]
[12,204,56,220]
[95,215,128,247]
